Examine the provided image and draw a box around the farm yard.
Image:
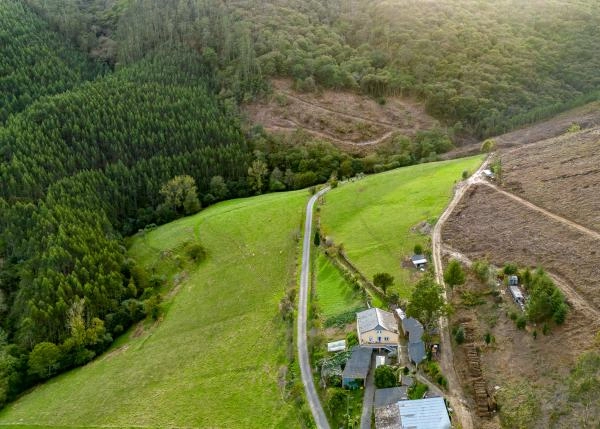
[442,180,600,428]
[320,156,483,298]
[0,191,307,428]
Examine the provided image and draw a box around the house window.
[384,337,389,341]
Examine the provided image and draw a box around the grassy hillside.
[315,253,365,319]
[320,156,483,298]
[0,191,307,428]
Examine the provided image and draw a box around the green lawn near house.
[315,253,365,319]
[320,156,483,298]
[0,191,307,429]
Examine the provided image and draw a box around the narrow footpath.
[360,354,376,429]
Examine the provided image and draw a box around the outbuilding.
[375,397,451,429]
[401,317,426,366]
[482,169,495,179]
[327,339,346,353]
[411,254,428,270]
[342,346,373,389]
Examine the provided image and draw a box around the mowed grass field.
[0,191,307,429]
[321,156,483,298]
[315,253,365,318]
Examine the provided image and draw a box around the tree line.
[23,0,600,137]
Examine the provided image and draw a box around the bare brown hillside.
[501,127,600,232]
[445,102,600,158]
[244,79,438,151]
[442,184,600,428]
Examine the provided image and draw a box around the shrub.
[516,315,527,330]
[413,243,424,255]
[462,170,469,179]
[472,260,491,283]
[374,365,398,388]
[503,263,518,275]
[408,381,428,399]
[184,241,206,262]
[484,332,492,344]
[346,331,359,348]
[454,326,465,344]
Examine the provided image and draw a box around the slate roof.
[397,397,451,429]
[342,346,372,379]
[409,340,426,365]
[402,317,424,342]
[357,308,398,334]
[375,387,408,408]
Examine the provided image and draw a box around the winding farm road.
[298,187,331,429]
[431,155,490,429]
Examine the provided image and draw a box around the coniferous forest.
[2,0,600,406]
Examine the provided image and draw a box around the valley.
[0,192,307,428]
[1,1,600,428]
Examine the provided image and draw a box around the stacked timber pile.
[462,324,495,417]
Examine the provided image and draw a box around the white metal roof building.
[397,397,451,429]
[410,254,428,268]
[375,397,451,429]
[327,339,346,352]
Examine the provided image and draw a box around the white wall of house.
[359,328,399,346]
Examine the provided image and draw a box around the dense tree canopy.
[25,0,600,137]
[0,0,102,123]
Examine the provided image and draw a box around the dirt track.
[430,156,490,429]
[245,79,437,148]
[501,127,600,232]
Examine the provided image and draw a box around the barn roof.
[397,397,451,429]
[408,341,426,365]
[375,387,408,408]
[402,317,424,343]
[342,346,372,380]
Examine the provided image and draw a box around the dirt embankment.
[501,127,600,232]
[441,184,600,428]
[244,79,438,151]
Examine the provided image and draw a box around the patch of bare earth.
[501,127,600,232]
[445,101,600,158]
[244,79,437,151]
[441,184,600,428]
